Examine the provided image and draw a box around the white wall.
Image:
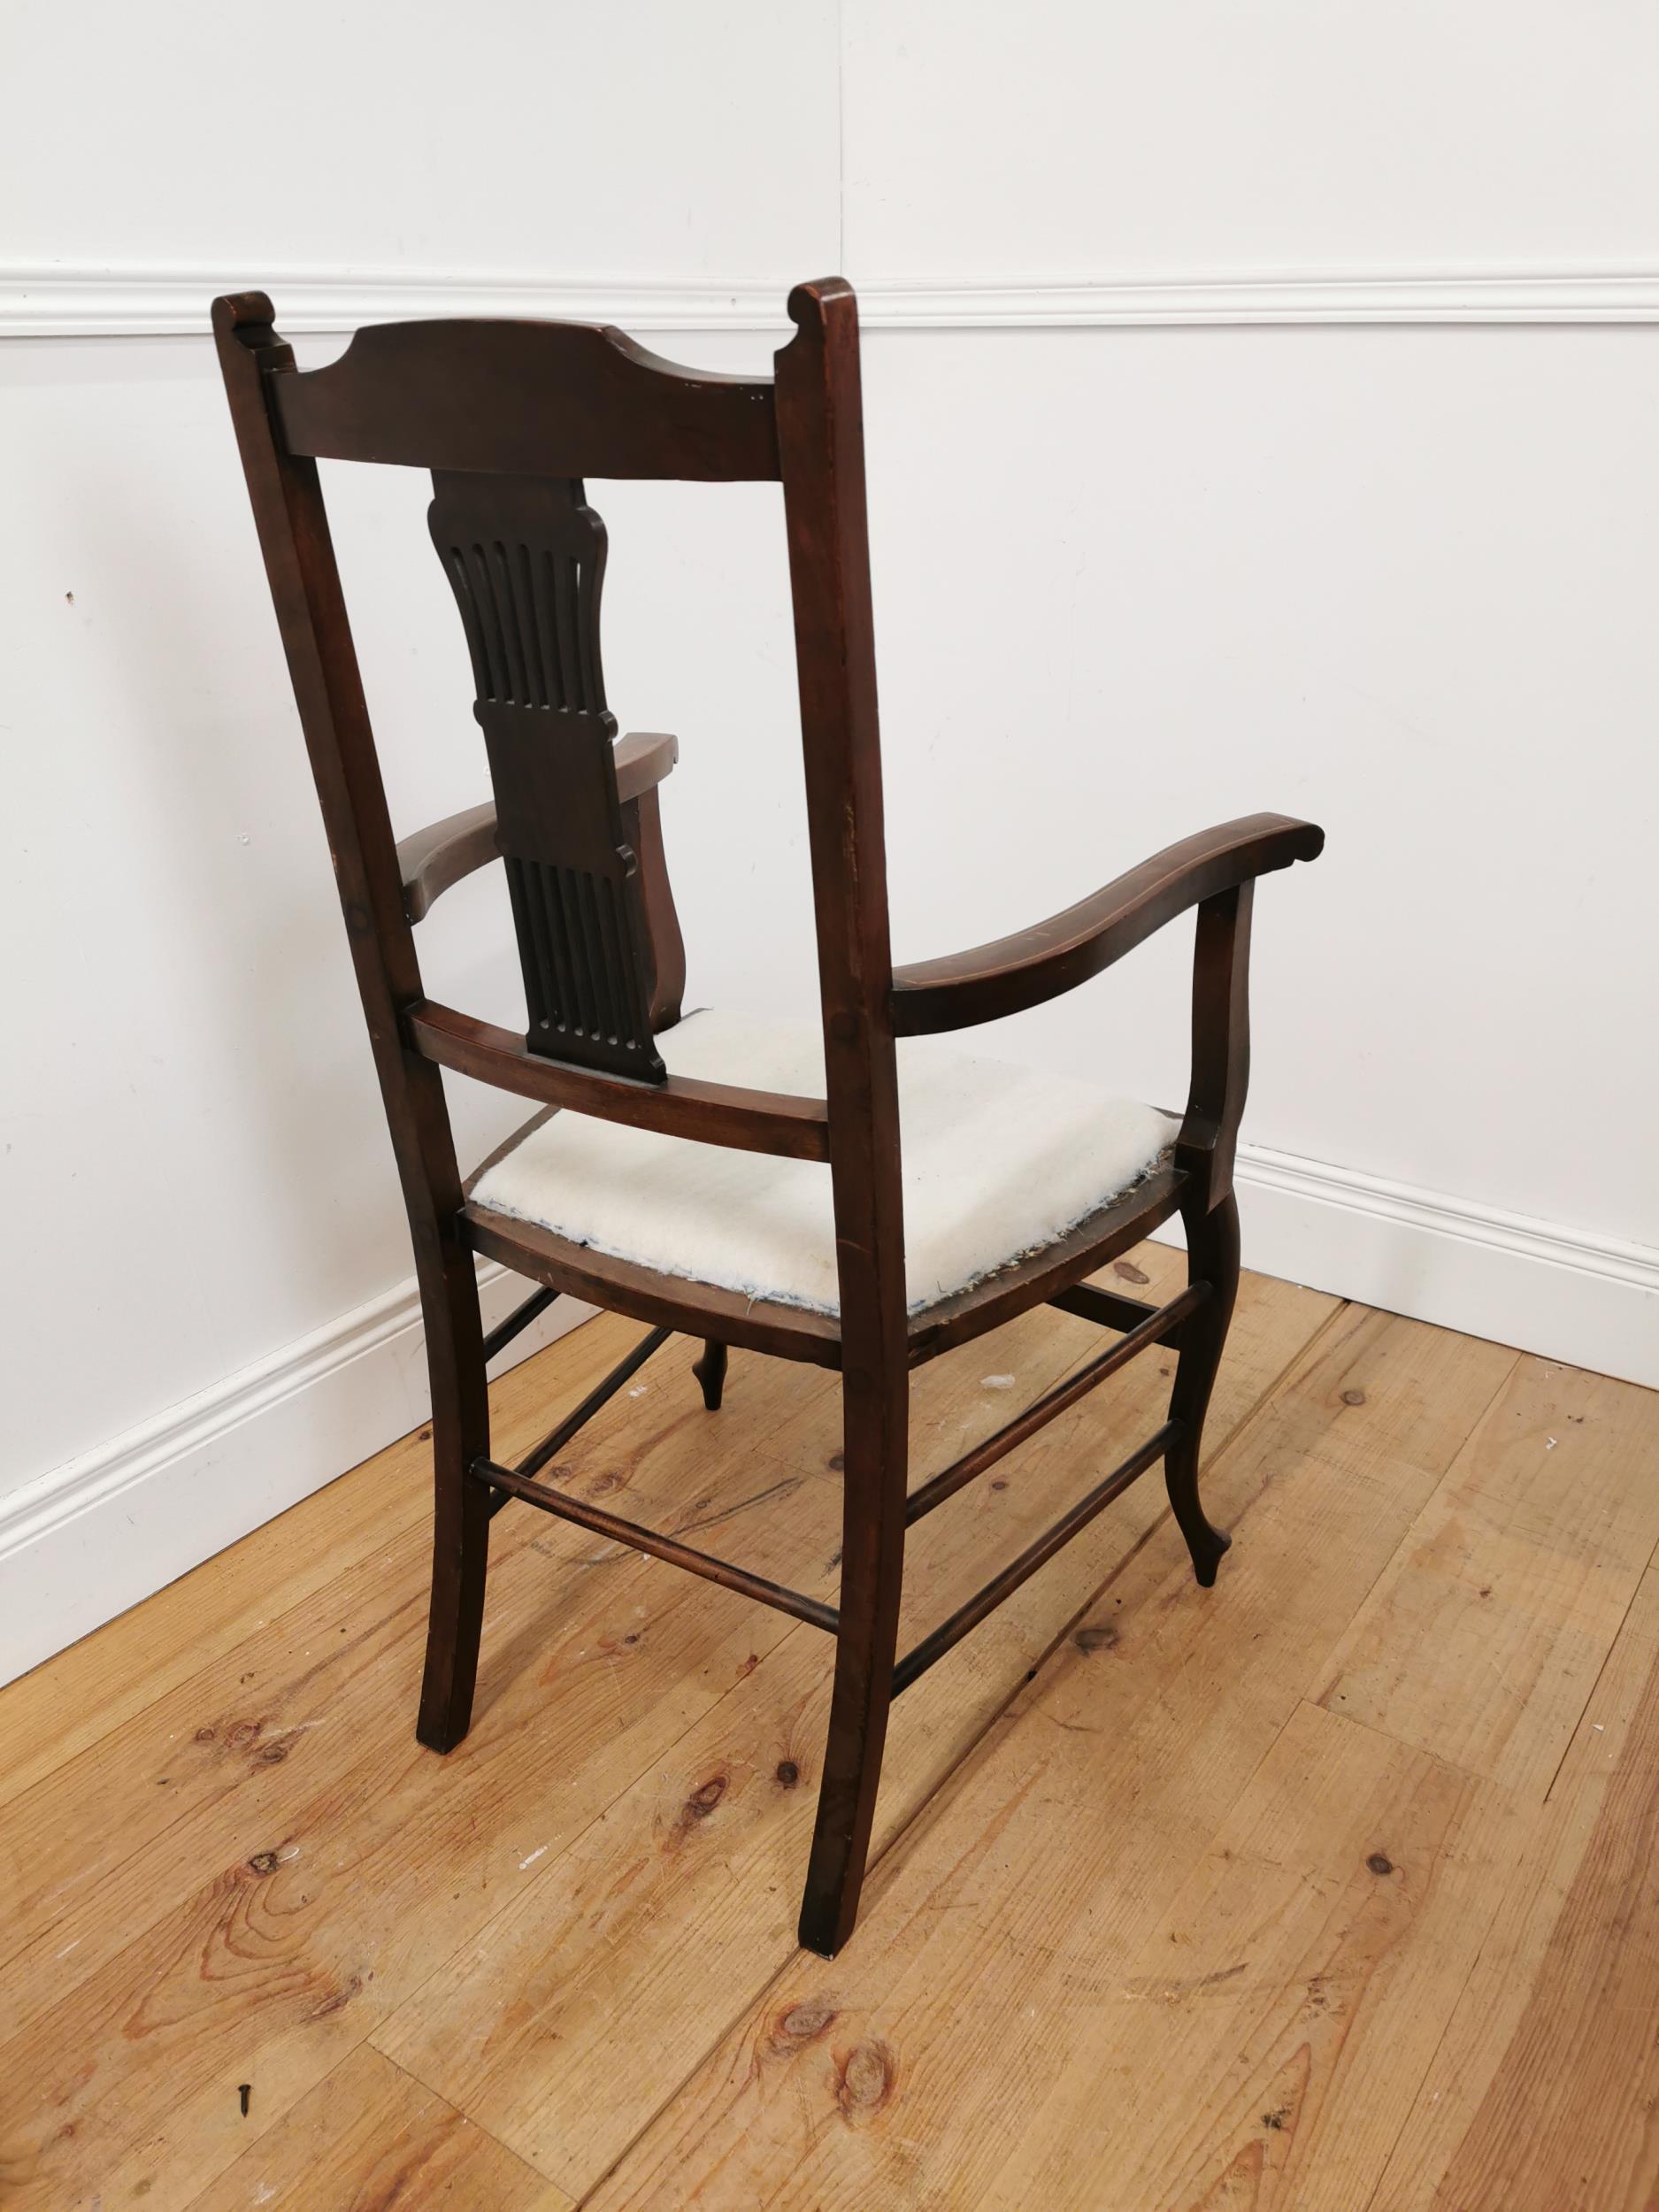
[839,0,1659,1379]
[3,0,1655,1680]
[843,2,1659,278]
[0,0,838,1678]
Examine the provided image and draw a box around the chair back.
[214,281,904,1345]
[270,314,781,1081]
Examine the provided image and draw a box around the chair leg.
[417,1257,493,1753]
[691,1339,728,1411]
[797,1367,908,1959]
[1165,1189,1240,1587]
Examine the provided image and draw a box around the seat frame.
[214,278,1322,1958]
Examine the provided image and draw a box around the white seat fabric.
[472,1009,1178,1318]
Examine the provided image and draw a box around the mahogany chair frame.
[214,278,1322,1958]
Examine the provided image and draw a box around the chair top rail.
[271,314,780,480]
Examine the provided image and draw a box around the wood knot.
[990,1478,1009,1492]
[1340,1388,1367,1407]
[775,1760,800,1788]
[194,1726,217,1744]
[1073,1624,1119,1655]
[224,1720,264,1753]
[685,1776,726,1820]
[255,1742,288,1765]
[1113,1259,1151,1285]
[306,1971,365,2021]
[826,1452,844,1472]
[1367,1852,1394,1877]
[835,2039,896,2122]
[247,1850,280,1876]
[767,2000,837,2055]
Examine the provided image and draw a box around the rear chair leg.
[1165,1190,1239,1587]
[692,1339,729,1411]
[798,1371,908,1958]
[417,1259,493,1752]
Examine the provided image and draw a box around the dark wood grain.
[691,1340,730,1411]
[892,1424,1179,1694]
[212,292,493,1756]
[479,1285,560,1368]
[776,278,913,1957]
[407,999,830,1161]
[396,801,500,925]
[1176,881,1255,1212]
[511,1326,672,1482]
[624,779,687,1031]
[215,276,1322,1962]
[891,813,1322,1034]
[906,1167,1186,1363]
[277,318,780,480]
[1164,879,1257,1585]
[472,1456,840,1631]
[1048,1280,1177,1339]
[462,1202,844,1369]
[430,468,665,1080]
[397,733,677,924]
[904,1283,1207,1525]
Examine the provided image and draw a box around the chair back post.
[775,280,910,1949]
[211,295,489,1448]
[774,280,908,1385]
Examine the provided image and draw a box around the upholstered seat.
[472,1009,1178,1318]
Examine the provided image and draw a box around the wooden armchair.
[214,278,1323,1958]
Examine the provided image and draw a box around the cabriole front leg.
[1164,1189,1238,1586]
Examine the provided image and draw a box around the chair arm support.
[888,810,1323,1034]
[396,731,680,921]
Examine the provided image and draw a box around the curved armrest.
[397,800,498,923]
[614,729,680,801]
[890,811,1323,1034]
[396,731,679,921]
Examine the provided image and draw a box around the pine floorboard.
[1,1251,1654,2209]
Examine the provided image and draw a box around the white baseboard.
[5,264,1659,338]
[1155,1145,1657,1390]
[0,1267,594,1689]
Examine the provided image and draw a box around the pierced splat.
[429,469,665,1082]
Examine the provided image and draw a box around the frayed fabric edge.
[472,1141,1179,1325]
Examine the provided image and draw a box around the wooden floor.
[4,1248,1659,2210]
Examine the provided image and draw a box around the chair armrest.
[396,731,679,921]
[397,800,499,923]
[890,811,1324,1034]
[614,729,680,800]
